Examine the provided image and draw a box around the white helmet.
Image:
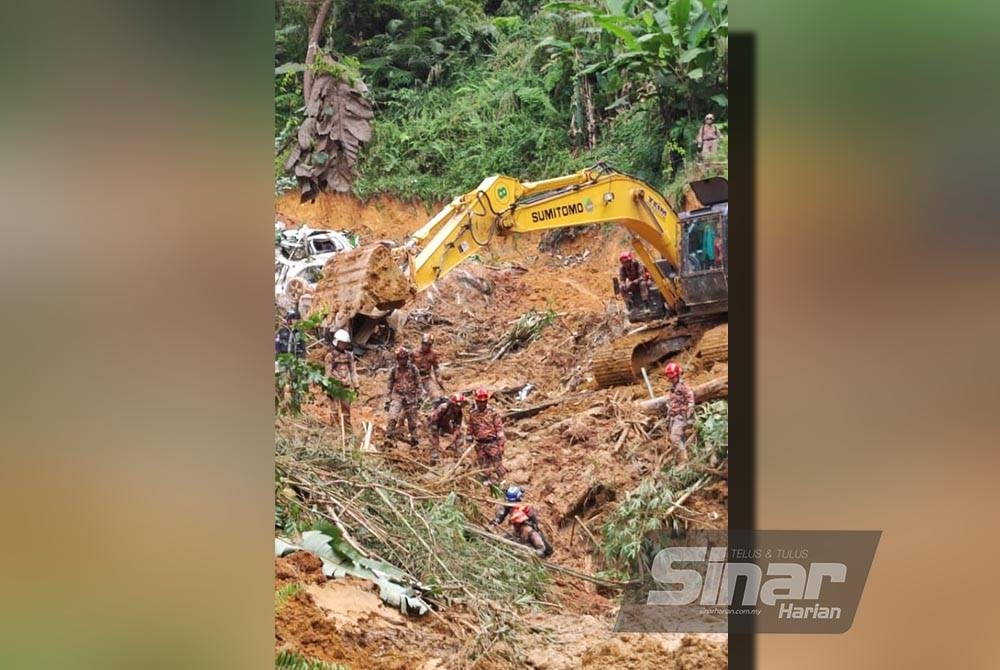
[333,329,351,344]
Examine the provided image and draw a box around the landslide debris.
[276,192,729,669]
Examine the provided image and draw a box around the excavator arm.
[308,163,727,384]
[404,163,686,312]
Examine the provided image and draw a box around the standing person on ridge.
[697,113,722,158]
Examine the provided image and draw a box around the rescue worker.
[413,332,444,398]
[491,485,552,557]
[663,362,695,461]
[323,329,359,427]
[427,392,466,465]
[466,387,507,485]
[618,251,649,309]
[275,309,306,358]
[697,113,722,158]
[384,346,421,447]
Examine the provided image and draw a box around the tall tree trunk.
[582,74,597,149]
[303,0,334,101]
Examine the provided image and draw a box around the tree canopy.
[275,0,727,203]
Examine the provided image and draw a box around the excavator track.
[591,316,727,389]
[695,324,729,364]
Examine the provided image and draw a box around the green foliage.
[694,399,728,460]
[353,25,585,201]
[541,0,728,171]
[275,354,354,416]
[332,0,498,96]
[600,477,682,580]
[275,68,304,193]
[309,54,364,87]
[493,307,558,358]
[275,650,349,670]
[274,0,726,212]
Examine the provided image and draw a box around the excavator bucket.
[307,244,414,334]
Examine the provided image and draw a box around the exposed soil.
[275,192,729,668]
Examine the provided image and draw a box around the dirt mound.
[276,566,452,669]
[673,635,729,669]
[275,551,326,586]
[580,635,727,670]
[276,191,438,242]
[276,590,364,666]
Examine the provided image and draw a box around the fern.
[275,583,302,610]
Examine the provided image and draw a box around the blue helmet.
[504,485,524,502]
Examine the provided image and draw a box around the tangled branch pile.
[600,400,729,580]
[275,443,550,666]
[491,308,557,361]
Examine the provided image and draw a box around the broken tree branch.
[303,0,334,101]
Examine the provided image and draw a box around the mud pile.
[580,635,728,670]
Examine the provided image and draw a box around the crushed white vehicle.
[274,225,356,299]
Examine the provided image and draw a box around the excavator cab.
[677,178,728,314]
[613,177,728,322]
[678,205,728,312]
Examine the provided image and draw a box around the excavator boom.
[405,164,686,311]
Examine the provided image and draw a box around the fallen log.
[634,374,728,415]
[503,390,598,421]
[504,399,561,421]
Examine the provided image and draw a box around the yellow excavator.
[309,162,727,388]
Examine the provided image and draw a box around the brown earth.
[275,192,729,668]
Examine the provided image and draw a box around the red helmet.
[450,392,466,404]
[664,362,682,379]
[395,346,411,360]
[473,387,489,402]
[619,251,633,263]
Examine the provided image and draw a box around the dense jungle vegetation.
[275,0,728,203]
